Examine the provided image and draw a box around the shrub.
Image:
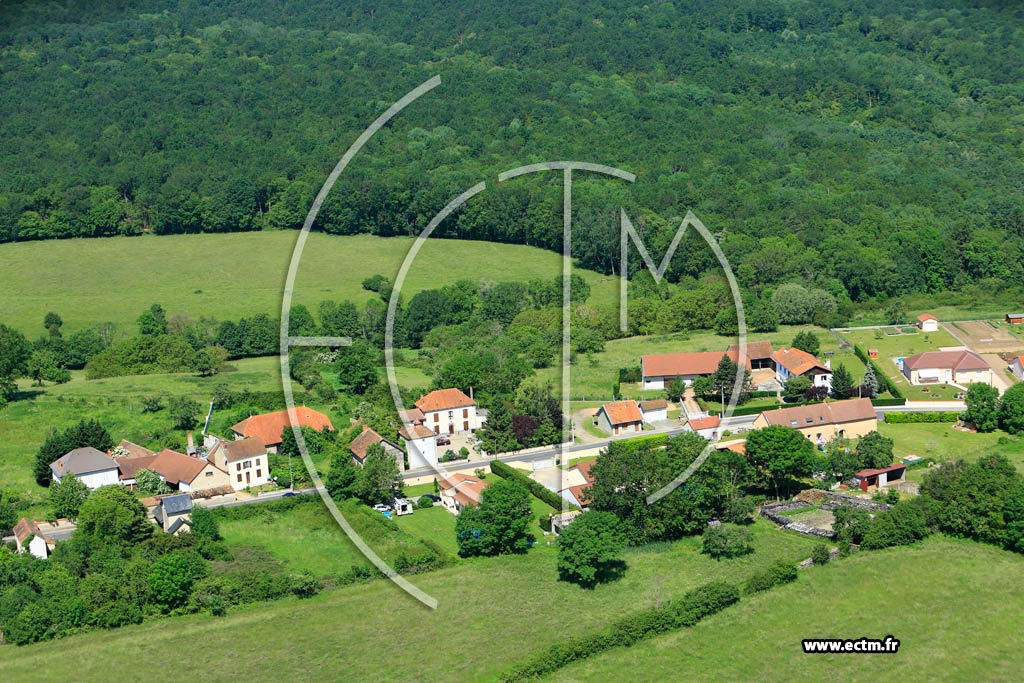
[884,411,960,423]
[702,524,754,559]
[721,496,758,524]
[810,544,830,565]
[489,460,572,510]
[744,560,798,594]
[416,495,435,509]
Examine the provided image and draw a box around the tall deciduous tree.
[556,511,627,587]
[999,383,1024,435]
[744,425,817,499]
[855,431,894,469]
[963,382,1000,432]
[455,478,533,557]
[353,443,402,505]
[49,473,89,519]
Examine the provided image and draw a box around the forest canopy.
[0,0,1023,304]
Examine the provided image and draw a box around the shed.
[1007,313,1024,325]
[854,464,907,491]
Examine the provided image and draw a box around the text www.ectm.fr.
[802,637,900,654]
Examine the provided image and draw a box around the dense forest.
[1,0,1023,305]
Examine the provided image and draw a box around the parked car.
[422,494,440,502]
[372,504,390,512]
[282,491,297,498]
[436,435,451,446]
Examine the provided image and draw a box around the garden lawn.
[214,497,450,577]
[878,422,1024,474]
[545,536,1024,683]
[393,505,460,556]
[0,521,816,683]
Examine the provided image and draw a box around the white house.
[683,415,721,440]
[13,519,55,560]
[594,400,644,435]
[772,347,832,390]
[414,388,484,435]
[206,437,270,491]
[399,423,438,469]
[638,399,668,424]
[917,313,939,333]
[50,447,120,489]
[1012,355,1024,381]
[438,473,490,514]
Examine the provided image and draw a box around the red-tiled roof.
[115,439,156,459]
[150,449,209,486]
[599,400,644,426]
[727,340,775,361]
[688,416,721,431]
[415,388,475,413]
[902,350,989,372]
[231,407,334,446]
[438,473,490,508]
[642,350,745,378]
[758,398,876,428]
[13,518,37,544]
[639,399,668,411]
[118,455,157,480]
[220,438,266,463]
[918,313,937,322]
[565,483,593,506]
[572,459,596,484]
[399,424,434,440]
[349,426,385,461]
[856,464,906,478]
[399,408,425,424]
[772,347,830,376]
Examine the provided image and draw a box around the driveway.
[981,353,1016,394]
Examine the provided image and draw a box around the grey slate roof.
[161,493,193,515]
[50,447,117,478]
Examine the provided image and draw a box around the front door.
[245,471,251,485]
[448,424,454,435]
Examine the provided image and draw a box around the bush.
[490,460,573,511]
[416,495,435,509]
[701,524,754,559]
[810,544,830,565]
[721,496,758,524]
[883,411,960,424]
[499,581,740,682]
[744,560,798,594]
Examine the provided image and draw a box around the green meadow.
[0,232,618,336]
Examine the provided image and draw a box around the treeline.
[2,0,1024,306]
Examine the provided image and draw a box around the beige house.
[901,350,993,387]
[917,313,939,333]
[206,437,270,490]
[348,425,405,472]
[594,400,644,435]
[438,473,491,514]
[753,398,877,446]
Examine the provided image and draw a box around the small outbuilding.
[638,399,668,424]
[1007,313,1024,325]
[917,313,939,333]
[594,400,644,436]
[393,497,414,516]
[854,464,907,492]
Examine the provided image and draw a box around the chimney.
[469,386,474,400]
[825,359,832,370]
[187,432,196,456]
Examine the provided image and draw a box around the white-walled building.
[917,313,939,333]
[50,447,120,489]
[772,347,833,390]
[639,399,668,423]
[683,415,721,440]
[414,388,484,435]
[400,423,438,469]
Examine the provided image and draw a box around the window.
[448,411,453,419]
[256,469,262,478]
[433,413,439,423]
[462,408,468,418]
[243,461,252,469]
[255,458,260,466]
[237,474,242,483]
[236,463,241,472]
[205,471,213,477]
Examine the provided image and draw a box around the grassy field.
[879,422,1024,474]
[0,232,618,336]
[0,520,817,683]
[546,536,1024,682]
[215,497,456,576]
[537,325,865,401]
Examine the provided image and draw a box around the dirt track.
[945,320,1023,354]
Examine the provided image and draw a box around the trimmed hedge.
[617,433,670,451]
[743,560,799,595]
[871,397,907,407]
[490,460,575,511]
[853,344,904,399]
[499,581,740,682]
[883,411,960,424]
